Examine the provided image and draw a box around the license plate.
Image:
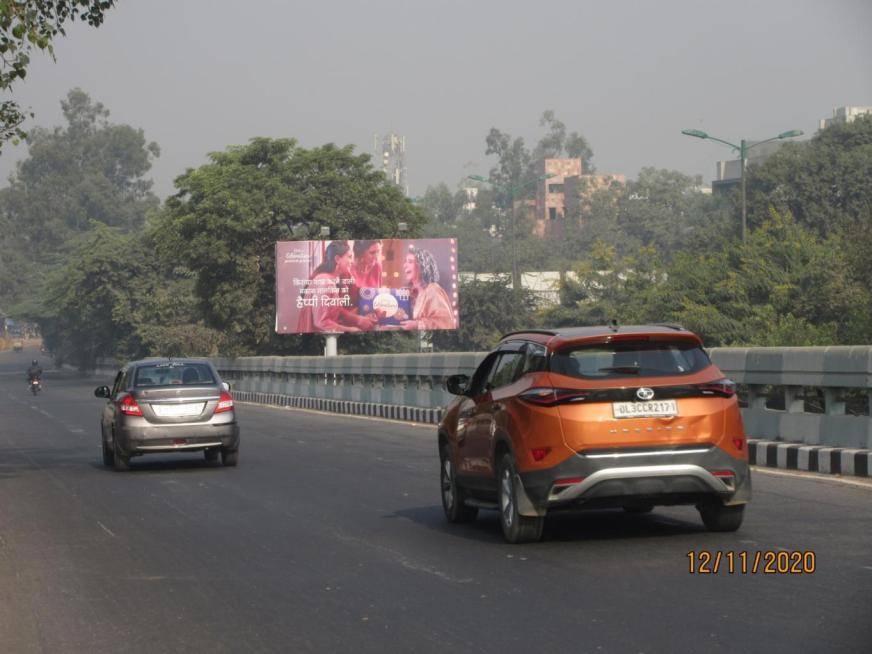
[152,402,205,417]
[612,400,678,419]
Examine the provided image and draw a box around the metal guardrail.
[212,347,872,449]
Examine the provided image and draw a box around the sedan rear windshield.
[134,363,216,387]
[550,340,711,379]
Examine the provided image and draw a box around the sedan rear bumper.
[114,422,239,456]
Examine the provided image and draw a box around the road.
[1,346,871,653]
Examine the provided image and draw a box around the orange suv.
[438,325,750,543]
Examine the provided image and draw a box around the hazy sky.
[1,0,870,198]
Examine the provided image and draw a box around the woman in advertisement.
[400,245,457,331]
[351,240,383,290]
[296,241,378,333]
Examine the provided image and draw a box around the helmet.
[32,360,38,366]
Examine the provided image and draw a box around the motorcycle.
[29,378,41,395]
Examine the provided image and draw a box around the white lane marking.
[39,410,54,419]
[97,521,116,538]
[862,566,872,572]
[752,465,872,490]
[68,428,85,434]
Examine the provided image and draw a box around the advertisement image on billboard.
[275,238,459,335]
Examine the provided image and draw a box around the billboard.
[275,238,458,334]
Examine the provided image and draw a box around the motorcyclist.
[27,359,43,385]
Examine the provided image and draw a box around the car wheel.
[497,453,544,544]
[698,501,745,532]
[204,449,219,463]
[440,445,477,523]
[102,441,114,467]
[221,448,239,467]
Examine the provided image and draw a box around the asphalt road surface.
[1,347,871,653]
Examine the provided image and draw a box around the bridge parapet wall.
[710,346,872,449]
[94,346,872,449]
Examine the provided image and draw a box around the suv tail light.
[215,391,234,414]
[696,378,736,398]
[118,394,142,416]
[519,388,590,407]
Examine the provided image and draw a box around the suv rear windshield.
[134,362,216,387]
[550,340,711,379]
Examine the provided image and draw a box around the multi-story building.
[533,158,625,233]
[374,132,408,196]
[712,140,788,192]
[535,158,582,222]
[819,105,872,130]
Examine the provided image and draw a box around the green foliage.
[416,183,467,225]
[562,167,732,264]
[0,89,159,309]
[36,225,147,369]
[550,210,869,347]
[484,110,595,207]
[36,225,225,369]
[155,138,425,355]
[432,275,541,351]
[0,1,116,149]
[748,115,872,236]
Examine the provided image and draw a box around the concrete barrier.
[710,347,872,449]
[88,346,872,449]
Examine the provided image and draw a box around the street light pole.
[740,139,747,243]
[681,128,803,243]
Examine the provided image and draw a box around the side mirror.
[221,381,231,392]
[445,374,470,396]
[94,386,111,399]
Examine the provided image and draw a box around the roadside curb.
[749,439,871,478]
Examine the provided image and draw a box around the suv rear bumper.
[114,422,239,457]
[519,446,750,511]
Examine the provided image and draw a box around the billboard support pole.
[324,334,338,357]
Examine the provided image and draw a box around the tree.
[0,88,159,309]
[35,223,225,369]
[544,209,869,347]
[485,110,595,207]
[416,183,467,225]
[0,1,116,149]
[432,275,541,351]
[746,116,872,318]
[747,114,872,237]
[155,138,425,355]
[532,110,594,172]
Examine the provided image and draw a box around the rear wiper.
[597,366,641,374]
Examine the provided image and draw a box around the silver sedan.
[95,359,240,471]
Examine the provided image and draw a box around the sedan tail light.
[519,388,590,407]
[215,391,234,414]
[117,394,142,416]
[696,378,736,398]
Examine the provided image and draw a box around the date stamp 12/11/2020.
[687,550,816,574]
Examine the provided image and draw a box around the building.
[461,185,478,212]
[712,140,790,193]
[460,271,570,308]
[819,105,872,130]
[532,158,625,234]
[535,158,582,222]
[374,132,408,196]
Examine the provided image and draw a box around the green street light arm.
[744,130,804,154]
[680,129,740,152]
